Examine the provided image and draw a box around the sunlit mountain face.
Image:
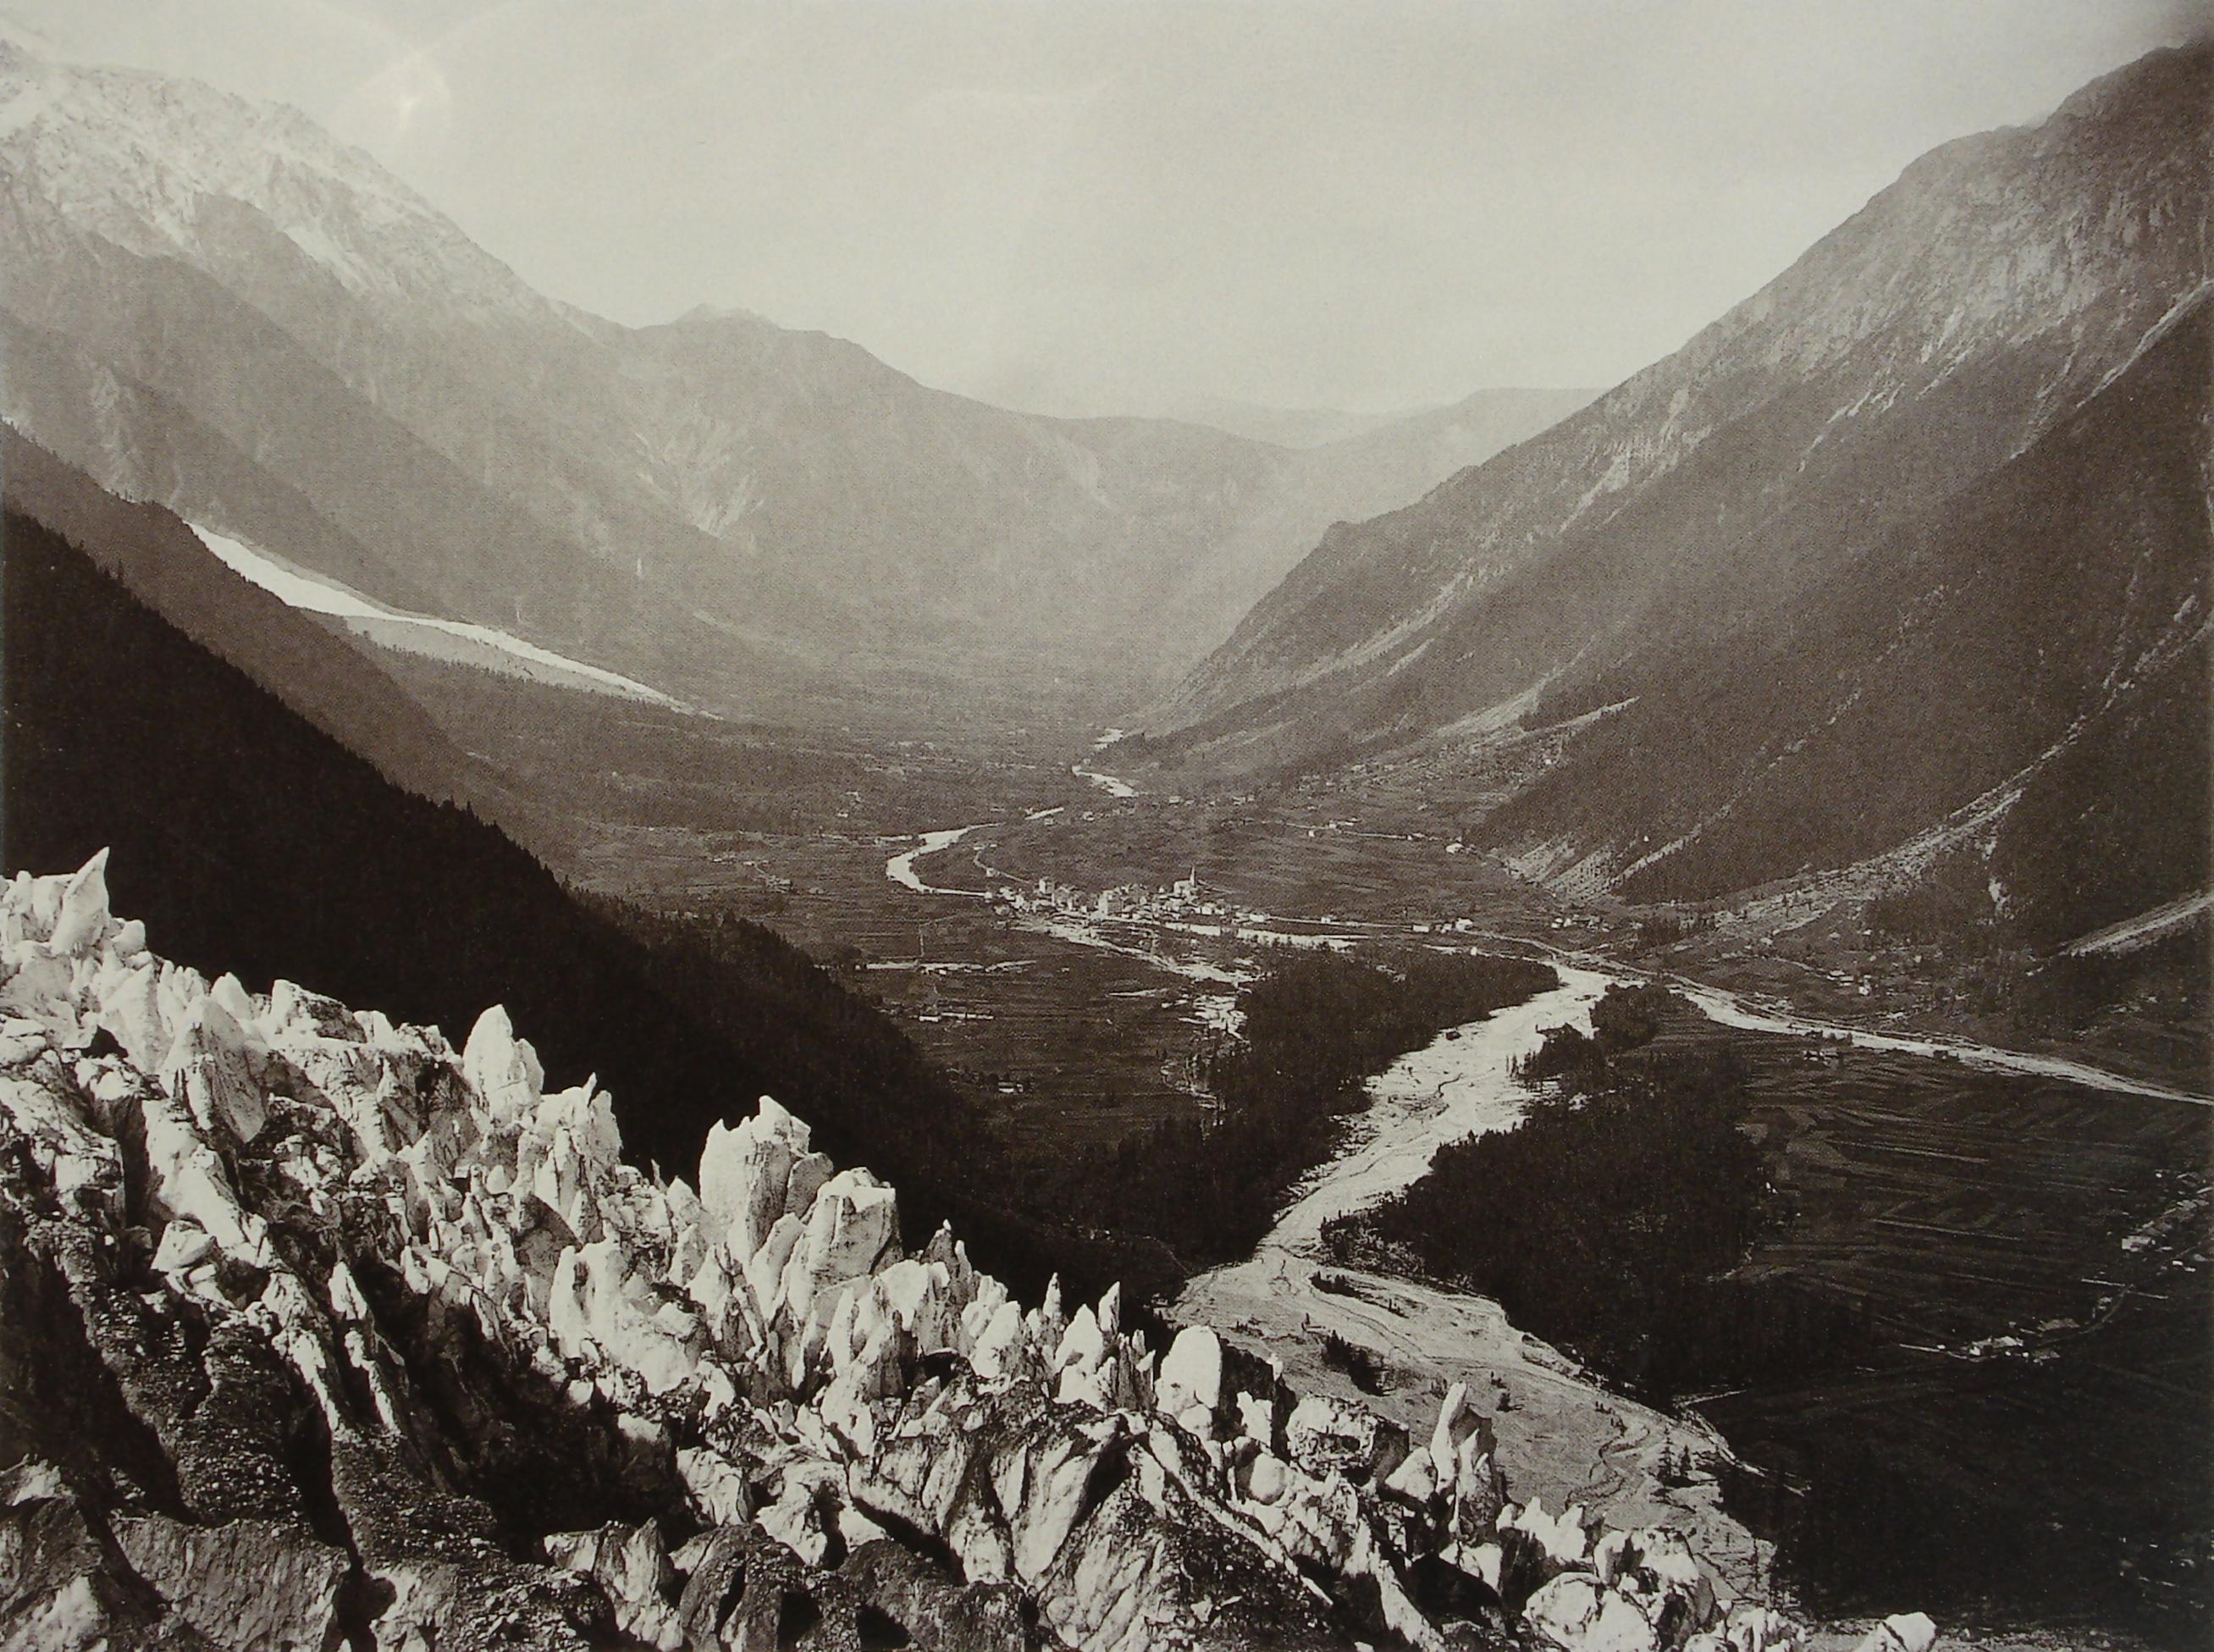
[1139,46,2208,937]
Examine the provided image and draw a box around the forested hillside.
[1,494,1124,1302]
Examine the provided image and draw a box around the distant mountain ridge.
[1138,44,2211,933]
[1160,398,1426,449]
[1143,383,1598,663]
[0,32,1582,723]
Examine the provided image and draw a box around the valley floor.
[505,712,2205,1647]
[886,791,2208,1645]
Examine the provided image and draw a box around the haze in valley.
[11,0,2200,417]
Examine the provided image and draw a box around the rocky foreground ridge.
[0,852,1935,1652]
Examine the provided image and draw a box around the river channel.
[880,814,2211,1627]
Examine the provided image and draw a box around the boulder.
[1241,1450,1288,1506]
[43,849,111,959]
[1233,1389,1276,1450]
[461,1003,545,1119]
[263,981,362,1044]
[1432,1379,1487,1471]
[1002,1415,1127,1584]
[152,1218,217,1275]
[678,1448,753,1528]
[1526,1575,1661,1652]
[1854,1612,1939,1652]
[1622,1527,1716,1634]
[1272,1468,1364,1572]
[0,1070,123,1220]
[801,1169,900,1294]
[162,997,268,1143]
[1285,1391,1404,1483]
[549,1240,700,1394]
[87,955,170,1071]
[543,1522,682,1650]
[701,1108,798,1256]
[111,1514,349,1652]
[784,1149,834,1223]
[1383,1445,1438,1505]
[1720,1604,1803,1652]
[967,1298,1027,1380]
[840,1537,1039,1652]
[745,1211,806,1321]
[1054,1305,1106,1380]
[758,1466,841,1568]
[0,1461,140,1651]
[135,1080,262,1257]
[1448,1428,1505,1542]
[1505,1496,1596,1572]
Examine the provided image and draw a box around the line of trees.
[1052,948,1558,1268]
[1329,1023,1871,1403]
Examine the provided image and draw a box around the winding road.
[1670,981,2210,1108]
[889,821,2207,1110]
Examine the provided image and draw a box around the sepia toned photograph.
[0,3,2206,1649]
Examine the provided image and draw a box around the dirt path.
[1670,981,2211,1108]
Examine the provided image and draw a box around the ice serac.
[0,851,1931,1650]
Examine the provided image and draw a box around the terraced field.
[1659,1025,2212,1642]
[571,817,1233,1170]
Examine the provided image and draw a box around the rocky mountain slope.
[1148,385,1597,666]
[0,849,1941,1652]
[0,31,1580,722]
[1496,289,2211,942]
[3,478,1025,1290]
[1140,46,2210,930]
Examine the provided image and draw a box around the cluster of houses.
[990,871,1239,925]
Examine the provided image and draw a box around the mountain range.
[1157,397,1430,450]
[0,30,1585,723]
[1134,44,2210,941]
[0,30,2202,951]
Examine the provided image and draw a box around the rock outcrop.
[0,853,1932,1650]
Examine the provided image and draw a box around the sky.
[17,1,2203,418]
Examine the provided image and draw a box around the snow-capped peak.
[0,30,543,319]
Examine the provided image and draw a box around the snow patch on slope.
[2063,892,2212,958]
[190,523,685,708]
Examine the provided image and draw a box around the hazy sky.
[19,1,2203,417]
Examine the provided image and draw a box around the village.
[991,869,1228,924]
[984,865,1544,953]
